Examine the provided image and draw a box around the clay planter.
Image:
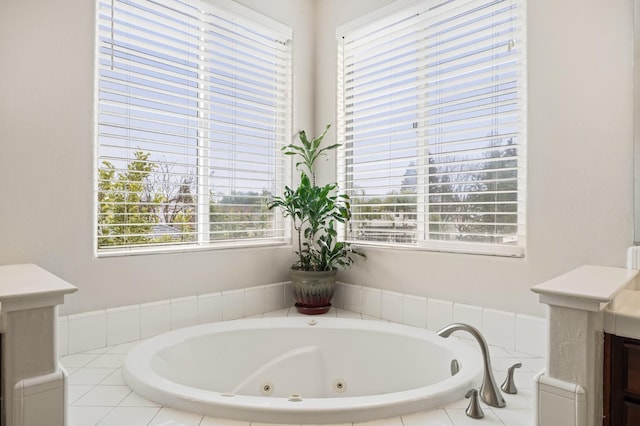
[290,269,337,315]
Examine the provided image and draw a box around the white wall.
[315,0,635,317]
[0,0,634,317]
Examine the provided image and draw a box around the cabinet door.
[623,399,640,426]
[608,334,640,426]
[624,342,640,394]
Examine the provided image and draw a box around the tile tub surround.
[58,282,546,358]
[61,307,541,426]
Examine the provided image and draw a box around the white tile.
[380,290,403,323]
[343,283,362,313]
[83,346,112,354]
[119,392,161,407]
[68,310,107,354]
[58,315,68,357]
[244,286,265,317]
[67,368,116,386]
[445,408,504,425]
[222,289,245,320]
[501,392,535,410]
[59,353,100,369]
[85,354,125,369]
[401,408,454,425]
[402,294,427,328]
[171,296,198,330]
[199,417,250,426]
[427,298,453,332]
[515,314,547,357]
[283,282,295,308]
[74,385,131,406]
[140,300,171,339]
[97,406,160,425]
[332,282,345,308]
[106,305,140,347]
[452,303,483,338]
[521,357,546,373]
[68,406,111,426]
[482,308,516,350]
[100,369,125,386]
[67,384,93,404]
[147,407,203,425]
[494,409,535,426]
[198,292,223,324]
[107,341,139,354]
[537,390,576,426]
[336,308,362,319]
[353,417,404,425]
[361,287,382,318]
[264,282,285,312]
[513,370,536,389]
[262,308,290,318]
[21,385,65,426]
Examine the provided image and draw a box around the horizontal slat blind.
[337,0,526,256]
[96,0,292,253]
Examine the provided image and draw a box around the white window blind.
[337,0,526,256]
[96,0,292,254]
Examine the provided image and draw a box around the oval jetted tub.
[123,317,482,424]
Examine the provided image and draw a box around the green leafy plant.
[268,124,364,271]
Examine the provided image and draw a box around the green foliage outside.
[98,151,273,249]
[97,151,160,248]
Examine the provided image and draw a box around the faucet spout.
[437,323,506,408]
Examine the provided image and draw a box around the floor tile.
[74,385,131,406]
[68,384,95,404]
[494,409,535,426]
[108,341,140,354]
[521,357,545,373]
[502,392,536,410]
[101,369,126,385]
[119,391,162,407]
[97,406,160,425]
[60,353,100,369]
[200,417,250,426]
[445,408,504,425]
[353,416,403,425]
[401,408,454,425]
[68,406,112,426]
[86,354,126,369]
[68,368,116,385]
[147,407,203,425]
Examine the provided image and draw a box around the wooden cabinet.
[605,333,640,426]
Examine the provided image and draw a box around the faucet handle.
[465,389,484,419]
[501,362,523,394]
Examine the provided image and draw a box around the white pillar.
[531,265,637,426]
[0,264,77,426]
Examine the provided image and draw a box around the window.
[96,0,292,254]
[337,0,526,256]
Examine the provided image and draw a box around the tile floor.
[60,307,541,426]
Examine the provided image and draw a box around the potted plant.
[268,124,364,314]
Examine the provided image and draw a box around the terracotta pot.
[290,268,337,315]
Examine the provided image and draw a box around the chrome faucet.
[437,323,506,408]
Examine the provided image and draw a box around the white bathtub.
[123,317,482,424]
